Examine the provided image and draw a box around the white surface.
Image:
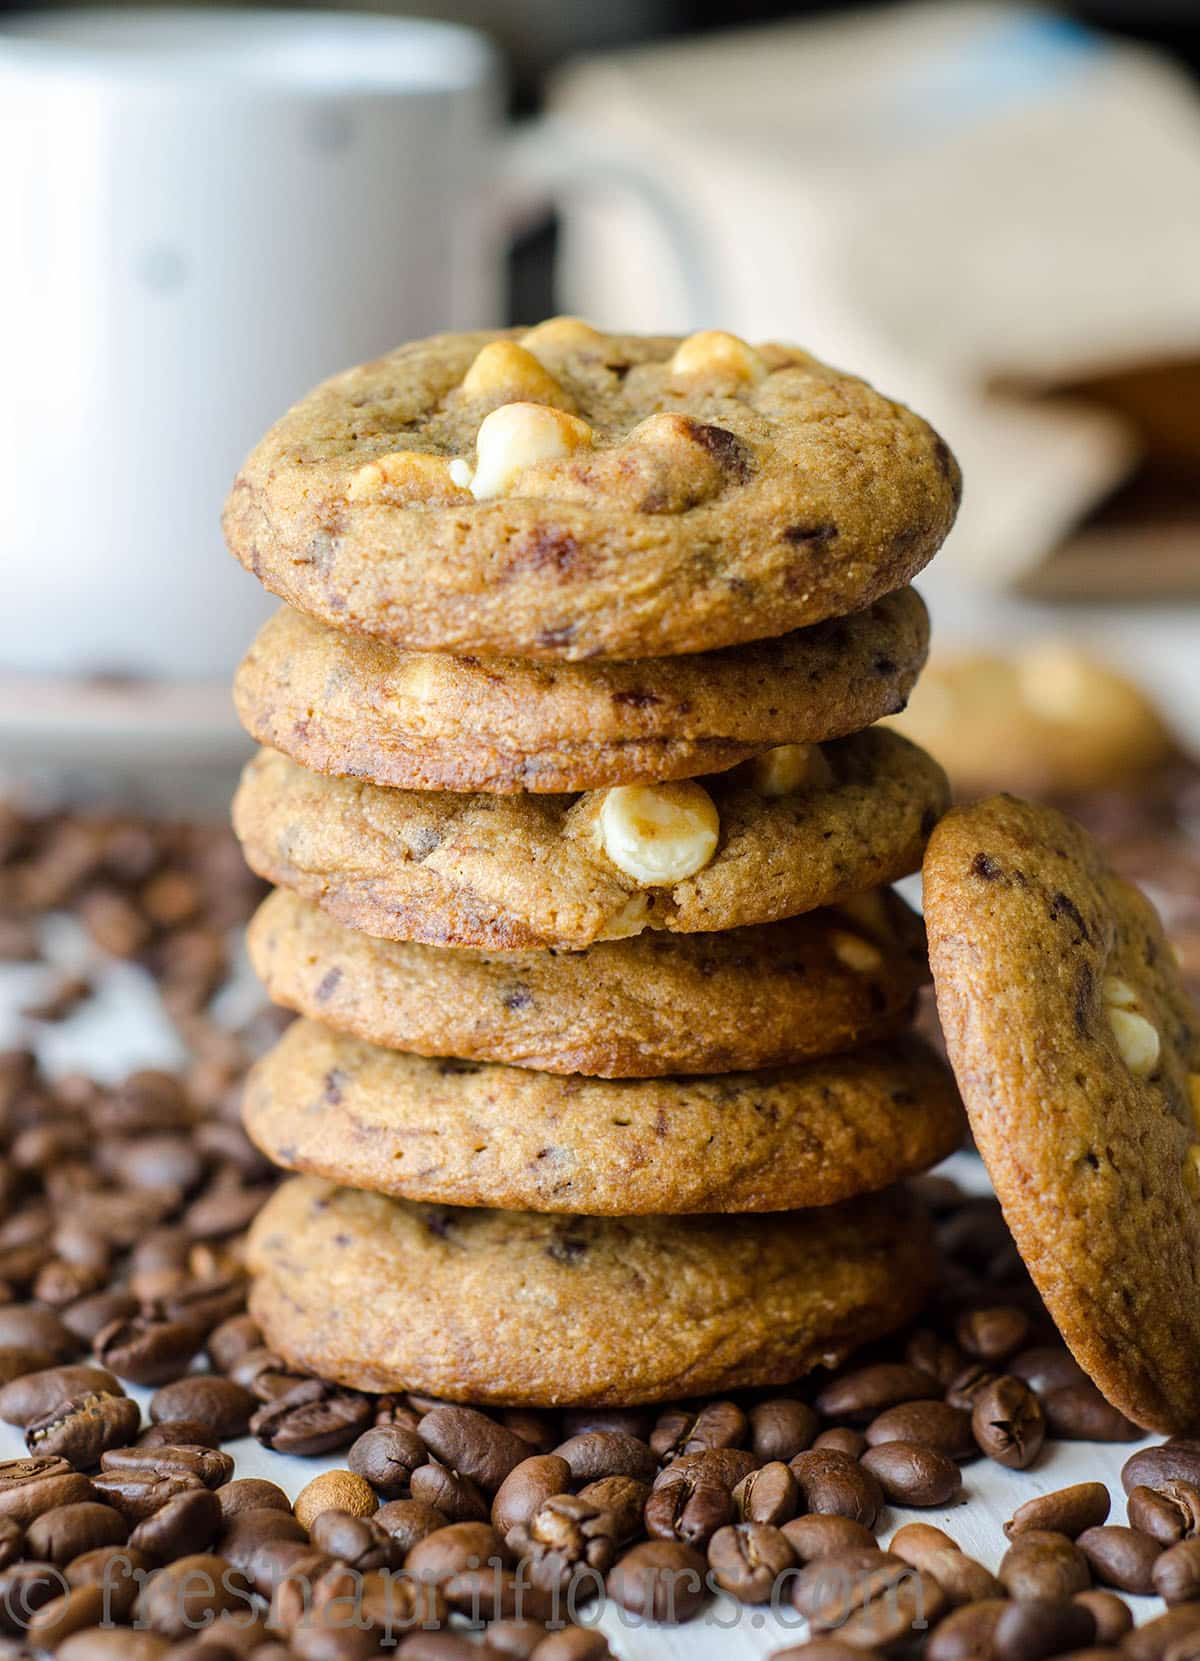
[0,927,1170,1656]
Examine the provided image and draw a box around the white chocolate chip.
[750,744,833,797]
[459,403,594,501]
[461,340,570,407]
[829,930,885,974]
[598,782,719,887]
[669,329,767,386]
[346,451,469,503]
[520,317,606,354]
[1102,976,1139,1009]
[1107,1006,1161,1078]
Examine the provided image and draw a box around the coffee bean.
[907,1328,967,1389]
[347,1424,426,1499]
[749,1399,818,1463]
[1152,1536,1200,1605]
[927,1599,1008,1661]
[154,1276,247,1337]
[606,1540,708,1623]
[0,1518,20,1570]
[206,1315,262,1375]
[945,1362,999,1413]
[0,1347,56,1386]
[651,1401,747,1461]
[707,1521,793,1602]
[405,1520,508,1585]
[796,1548,946,1646]
[1006,1481,1112,1540]
[889,1522,1002,1605]
[1125,1442,1200,1497]
[64,1544,155,1619]
[129,1487,222,1560]
[788,1450,883,1528]
[26,1581,107,1649]
[134,1552,253,1638]
[215,1480,292,1522]
[999,1531,1091,1599]
[309,1509,399,1572]
[1123,1604,1200,1661]
[137,1419,221,1451]
[733,1461,798,1526]
[60,1292,139,1348]
[249,1380,371,1455]
[644,1463,733,1548]
[1129,1480,1200,1544]
[410,1460,489,1523]
[492,1455,572,1537]
[1009,1344,1088,1395]
[495,1409,558,1456]
[575,1477,648,1545]
[372,1499,449,1557]
[0,1457,94,1525]
[91,1469,205,1524]
[780,1513,877,1564]
[219,1509,309,1593]
[560,1408,652,1442]
[860,1442,963,1507]
[1073,1587,1133,1644]
[991,1597,1095,1661]
[955,1304,1031,1363]
[93,1317,205,1386]
[148,1376,256,1440]
[551,1431,657,1485]
[101,1445,233,1489]
[0,1558,66,1633]
[810,1428,867,1459]
[417,1405,530,1494]
[864,1400,975,1460]
[815,1363,941,1423]
[1077,1524,1161,1594]
[1043,1382,1142,1442]
[293,1469,376,1531]
[0,1365,123,1428]
[25,1502,127,1564]
[971,1374,1045,1468]
[506,1492,618,1598]
[667,1447,758,1490]
[25,1390,141,1467]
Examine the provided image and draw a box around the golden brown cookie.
[242,1019,963,1214]
[224,323,960,661]
[232,731,949,951]
[890,645,1176,799]
[246,887,929,1077]
[234,588,929,794]
[924,794,1200,1433]
[247,1176,937,1405]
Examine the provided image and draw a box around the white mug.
[0,7,712,698]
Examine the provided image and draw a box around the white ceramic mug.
[0,7,712,694]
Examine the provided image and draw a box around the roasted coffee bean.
[955,1304,1031,1363]
[495,1409,559,1456]
[137,1419,221,1451]
[154,1276,247,1337]
[888,1522,1003,1605]
[206,1315,262,1375]
[93,1317,205,1386]
[1077,1523,1162,1594]
[405,1521,508,1584]
[60,1291,139,1347]
[215,1479,292,1522]
[945,1362,1000,1413]
[25,1390,141,1467]
[733,1461,798,1526]
[0,1347,56,1386]
[651,1401,747,1461]
[227,1345,302,1403]
[991,1596,1096,1661]
[575,1477,648,1545]
[999,1530,1091,1600]
[791,1544,892,1620]
[91,1469,205,1524]
[795,1547,946,1644]
[748,1399,818,1463]
[707,1521,793,1603]
[0,1518,20,1570]
[492,1456,573,1537]
[147,1377,256,1440]
[65,1544,156,1619]
[1152,1536,1200,1605]
[0,1558,65,1633]
[129,1487,222,1560]
[606,1540,708,1623]
[346,1424,426,1499]
[309,1508,399,1571]
[907,1329,967,1389]
[560,1408,652,1441]
[26,1581,107,1649]
[1043,1383,1142,1442]
[1129,1480,1200,1545]
[506,1493,618,1595]
[0,1456,93,1525]
[372,1499,449,1557]
[1074,1588,1133,1644]
[443,1562,555,1625]
[1122,1604,1200,1661]
[417,1405,529,1494]
[219,1509,308,1593]
[134,1552,253,1638]
[810,1427,867,1459]
[814,1363,941,1423]
[1009,1344,1088,1396]
[788,1450,883,1528]
[644,1463,733,1547]
[927,1599,1008,1661]
[860,1441,963,1507]
[249,1380,370,1455]
[551,1431,657,1485]
[864,1400,975,1460]
[971,1374,1045,1469]
[666,1447,758,1490]
[1006,1481,1112,1540]
[1124,1441,1200,1497]
[780,1513,877,1564]
[100,1444,233,1489]
[25,1501,127,1564]
[410,1460,489,1523]
[0,1365,123,1427]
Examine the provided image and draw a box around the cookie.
[246,886,929,1077]
[232,731,949,951]
[234,588,929,794]
[242,1018,962,1214]
[224,322,960,661]
[924,794,1200,1433]
[890,644,1176,799]
[246,1176,937,1405]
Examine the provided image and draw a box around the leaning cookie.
[242,1020,963,1214]
[925,795,1200,1434]
[247,1176,937,1405]
[232,731,949,951]
[234,589,929,794]
[224,322,960,661]
[247,887,929,1077]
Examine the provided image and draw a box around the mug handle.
[499,113,720,330]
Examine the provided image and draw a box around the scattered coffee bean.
[651,1401,747,1461]
[405,1521,508,1586]
[491,1456,573,1537]
[249,1380,371,1455]
[815,1363,941,1423]
[0,1365,123,1428]
[1124,1441,1200,1496]
[293,1469,376,1531]
[147,1376,256,1440]
[1006,1481,1112,1540]
[410,1460,489,1523]
[889,1522,1003,1605]
[707,1521,794,1602]
[606,1540,708,1623]
[781,1513,877,1564]
[1074,1587,1133,1644]
[1077,1524,1162,1594]
[991,1596,1096,1661]
[347,1424,426,1499]
[864,1400,975,1459]
[309,1508,398,1571]
[999,1530,1091,1600]
[749,1399,818,1463]
[971,1374,1046,1468]
[91,1469,204,1524]
[551,1431,657,1485]
[1008,1344,1088,1395]
[1152,1536,1200,1605]
[860,1441,963,1507]
[927,1598,1008,1661]
[1123,1604,1200,1661]
[1129,1479,1200,1545]
[0,1308,74,1362]
[0,1457,94,1525]
[733,1461,798,1526]
[575,1477,648,1544]
[92,1317,205,1386]
[136,1420,221,1452]
[810,1427,867,1459]
[788,1450,883,1528]
[100,1445,232,1489]
[214,1479,291,1522]
[133,1552,253,1638]
[128,1486,222,1560]
[945,1362,999,1413]
[25,1501,127,1565]
[372,1499,449,1557]
[956,1304,1031,1362]
[1043,1382,1142,1442]
[644,1462,733,1548]
[418,1406,530,1494]
[25,1390,141,1467]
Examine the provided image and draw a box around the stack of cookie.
[225,321,965,1406]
